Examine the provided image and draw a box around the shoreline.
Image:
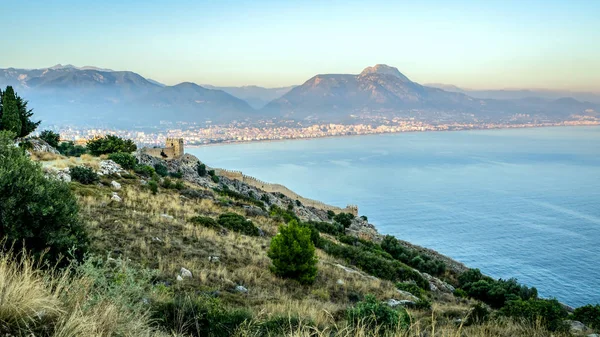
[186,122,600,149]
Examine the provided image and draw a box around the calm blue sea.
[188,126,600,307]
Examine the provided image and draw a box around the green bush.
[268,220,318,284]
[151,295,252,337]
[381,235,446,276]
[190,216,219,228]
[197,162,207,176]
[86,135,136,156]
[39,130,60,148]
[573,304,600,330]
[108,152,138,170]
[169,170,183,179]
[154,163,168,177]
[134,164,155,178]
[148,180,158,195]
[326,210,335,219]
[333,212,354,228]
[308,220,344,236]
[457,268,538,309]
[299,222,320,246]
[175,180,185,190]
[260,193,270,204]
[57,141,87,157]
[161,177,174,189]
[217,213,260,236]
[269,205,299,223]
[70,165,99,185]
[211,174,219,183]
[464,302,490,326]
[0,131,88,263]
[500,298,568,331]
[360,215,368,221]
[215,188,265,209]
[396,282,426,299]
[318,238,429,289]
[347,295,408,334]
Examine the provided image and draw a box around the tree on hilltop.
[0,86,40,138]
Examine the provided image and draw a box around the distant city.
[53,117,599,147]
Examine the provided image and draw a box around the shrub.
[190,216,219,228]
[464,302,490,326]
[396,282,426,299]
[0,86,40,138]
[573,304,600,330]
[299,222,320,246]
[151,295,252,337]
[268,220,318,284]
[334,212,354,228]
[197,162,207,176]
[327,210,335,219]
[70,165,99,185]
[347,295,409,334]
[217,213,260,236]
[108,152,138,170]
[318,238,429,289]
[0,131,88,263]
[211,174,219,183]
[39,130,60,148]
[269,205,299,223]
[169,170,183,179]
[458,268,538,309]
[500,298,568,331]
[360,215,368,221]
[215,188,265,209]
[381,235,446,276]
[86,135,136,155]
[309,220,344,236]
[153,163,168,177]
[148,180,158,195]
[161,177,173,189]
[175,180,185,190]
[260,193,270,204]
[57,141,87,157]
[134,164,155,178]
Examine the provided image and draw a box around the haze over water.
[189,126,600,307]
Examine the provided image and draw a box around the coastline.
[186,121,600,148]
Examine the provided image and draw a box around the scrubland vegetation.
[0,87,597,336]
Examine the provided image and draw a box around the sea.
[188,126,600,307]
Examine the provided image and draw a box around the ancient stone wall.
[142,138,184,160]
[214,168,358,216]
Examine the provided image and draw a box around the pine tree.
[0,86,22,137]
[268,220,318,284]
[16,94,40,137]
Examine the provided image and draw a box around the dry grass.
[30,151,65,161]
[0,249,167,337]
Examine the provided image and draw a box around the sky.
[1,0,599,91]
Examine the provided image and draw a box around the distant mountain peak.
[359,64,410,82]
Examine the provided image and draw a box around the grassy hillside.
[2,136,597,336]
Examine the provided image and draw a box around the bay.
[188,126,600,307]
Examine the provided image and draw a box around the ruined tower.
[166,138,184,158]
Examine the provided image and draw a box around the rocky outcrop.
[20,137,60,154]
[44,167,71,182]
[98,160,126,176]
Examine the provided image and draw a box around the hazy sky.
[2,0,599,91]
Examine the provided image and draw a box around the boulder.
[565,320,587,333]
[386,299,415,308]
[336,279,345,285]
[111,192,122,202]
[98,160,124,176]
[111,181,122,190]
[208,256,220,263]
[396,289,419,301]
[22,138,60,154]
[161,214,174,220]
[180,267,193,278]
[176,275,184,282]
[235,285,248,293]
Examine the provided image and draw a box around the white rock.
[396,289,419,301]
[180,267,192,278]
[176,275,183,282]
[336,279,345,285]
[386,299,415,307]
[161,214,174,220]
[111,181,122,190]
[111,193,122,202]
[566,320,586,332]
[98,160,124,176]
[208,256,220,263]
[235,285,248,293]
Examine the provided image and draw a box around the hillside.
[202,84,296,109]
[2,131,596,336]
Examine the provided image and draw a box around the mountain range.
[0,64,597,127]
